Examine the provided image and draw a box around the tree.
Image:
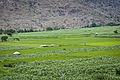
[7,32,12,37]
[90,23,97,27]
[85,25,90,28]
[53,27,60,30]
[29,28,34,32]
[5,29,16,34]
[0,29,4,34]
[24,29,28,32]
[106,22,118,26]
[14,38,20,41]
[46,27,53,31]
[1,36,8,42]
[114,30,118,34]
[61,26,65,29]
[17,29,24,33]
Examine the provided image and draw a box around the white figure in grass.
[62,72,65,77]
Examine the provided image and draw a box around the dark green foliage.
[53,27,60,30]
[14,38,20,41]
[4,62,27,67]
[116,69,120,75]
[84,23,101,28]
[114,30,118,34]
[0,29,16,35]
[90,23,97,27]
[24,29,27,32]
[24,28,34,32]
[60,26,66,29]
[7,32,12,37]
[106,22,120,26]
[85,25,90,28]
[17,29,24,33]
[29,28,34,32]
[5,29,16,34]
[0,29,4,34]
[17,29,34,33]
[4,63,13,67]
[63,48,66,50]
[46,27,53,31]
[1,36,8,42]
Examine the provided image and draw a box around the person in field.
[62,72,65,77]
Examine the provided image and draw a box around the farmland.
[0,26,120,80]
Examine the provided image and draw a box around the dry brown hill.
[0,0,120,30]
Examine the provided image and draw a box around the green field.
[0,26,120,80]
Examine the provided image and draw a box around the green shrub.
[14,38,20,41]
[46,27,53,31]
[7,32,12,37]
[114,30,118,34]
[1,36,8,42]
[5,29,16,34]
[106,22,120,26]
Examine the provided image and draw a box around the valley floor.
[0,26,120,80]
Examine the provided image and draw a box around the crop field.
[0,26,120,80]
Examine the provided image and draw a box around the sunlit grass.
[0,26,120,79]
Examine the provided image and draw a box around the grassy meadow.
[0,26,120,80]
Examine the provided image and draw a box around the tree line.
[84,22,120,28]
[0,22,119,35]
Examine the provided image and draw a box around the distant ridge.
[0,0,120,30]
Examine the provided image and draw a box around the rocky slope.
[0,0,120,30]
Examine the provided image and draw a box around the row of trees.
[0,22,119,34]
[0,29,16,34]
[46,26,65,31]
[0,28,40,34]
[84,23,101,28]
[84,22,120,28]
[0,26,66,35]
[106,22,120,26]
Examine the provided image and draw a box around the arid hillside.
[0,0,120,30]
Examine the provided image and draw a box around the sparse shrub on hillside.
[29,28,34,32]
[85,25,90,28]
[17,29,24,33]
[17,29,34,33]
[61,26,66,29]
[0,29,4,34]
[5,29,16,34]
[24,28,34,32]
[53,27,60,30]
[106,22,120,26]
[46,27,53,31]
[90,23,97,27]
[84,23,101,28]
[1,36,8,42]
[0,29,16,34]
